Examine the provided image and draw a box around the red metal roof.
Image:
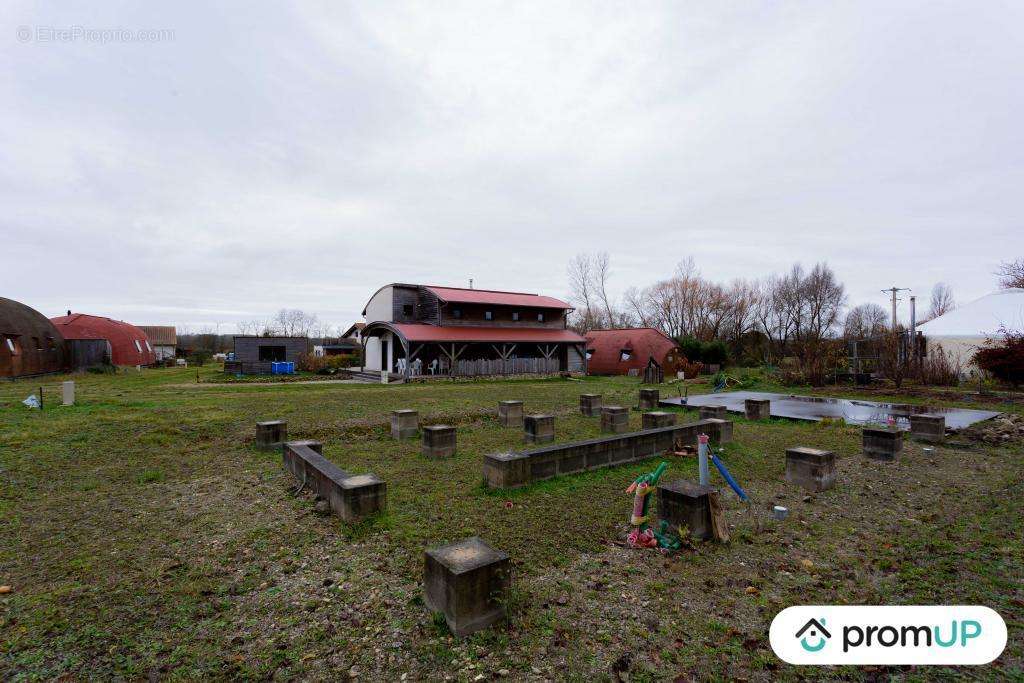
[425,286,572,310]
[388,323,585,344]
[51,313,156,366]
[584,328,682,375]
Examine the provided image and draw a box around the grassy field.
[1,368,1021,681]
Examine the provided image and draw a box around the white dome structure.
[917,289,1024,375]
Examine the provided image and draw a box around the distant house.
[51,312,156,367]
[585,328,686,376]
[341,322,365,343]
[1,297,66,378]
[138,326,177,361]
[358,284,586,377]
[228,336,308,374]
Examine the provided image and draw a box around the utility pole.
[881,287,911,330]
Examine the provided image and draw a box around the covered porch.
[361,322,587,378]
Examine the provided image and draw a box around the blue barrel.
[271,361,280,374]
[287,361,295,374]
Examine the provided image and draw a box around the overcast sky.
[3,1,1022,333]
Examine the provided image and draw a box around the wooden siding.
[436,302,567,329]
[232,337,309,364]
[391,286,421,323]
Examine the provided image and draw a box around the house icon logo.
[795,618,831,652]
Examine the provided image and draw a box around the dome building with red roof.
[50,313,156,367]
[584,328,686,376]
[0,297,67,378]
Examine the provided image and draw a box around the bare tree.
[567,253,598,332]
[927,282,955,321]
[996,258,1024,289]
[272,309,318,337]
[844,303,888,339]
[593,251,616,327]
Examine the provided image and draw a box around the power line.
[881,287,911,330]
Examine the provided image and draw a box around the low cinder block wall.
[282,441,386,522]
[483,418,732,489]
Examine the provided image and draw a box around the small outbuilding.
[228,336,309,374]
[50,312,156,367]
[917,289,1024,375]
[138,326,178,361]
[585,328,686,376]
[1,297,66,378]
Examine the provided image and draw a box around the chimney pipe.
[469,278,474,289]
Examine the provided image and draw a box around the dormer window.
[512,312,520,321]
[537,312,545,322]
[452,308,462,319]
[402,304,414,317]
[134,340,142,352]
[484,310,493,321]
[620,350,632,362]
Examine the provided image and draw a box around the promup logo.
[795,618,831,652]
[770,606,1006,665]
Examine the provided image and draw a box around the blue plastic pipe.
[710,454,748,501]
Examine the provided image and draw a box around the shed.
[50,313,156,367]
[138,326,177,361]
[0,297,66,378]
[917,289,1024,374]
[585,328,686,376]
[229,336,309,374]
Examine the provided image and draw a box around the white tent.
[917,289,1024,375]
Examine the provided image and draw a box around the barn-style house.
[359,284,586,377]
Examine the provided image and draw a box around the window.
[402,304,414,317]
[145,340,152,352]
[620,350,632,362]
[512,312,520,321]
[537,312,545,322]
[585,350,593,360]
[5,337,18,355]
[452,308,462,319]
[46,336,56,350]
[134,340,142,352]
[33,337,41,351]
[484,310,493,321]
[259,345,287,362]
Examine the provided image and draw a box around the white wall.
[928,336,987,378]
[365,336,381,370]
[364,286,393,323]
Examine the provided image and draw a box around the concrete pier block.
[704,418,733,444]
[424,537,510,638]
[699,405,727,420]
[523,414,555,444]
[744,399,771,420]
[255,420,287,450]
[579,394,602,417]
[600,406,629,434]
[862,427,902,461]
[909,414,945,443]
[391,410,419,439]
[638,389,660,410]
[657,480,715,541]
[423,425,457,459]
[642,411,676,429]
[498,401,524,428]
[785,447,836,492]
